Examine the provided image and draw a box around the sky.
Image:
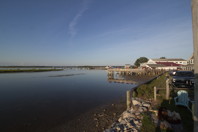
[0,0,193,66]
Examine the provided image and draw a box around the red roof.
[156,62,181,66]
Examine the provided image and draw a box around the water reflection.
[0,69,135,132]
[107,71,138,84]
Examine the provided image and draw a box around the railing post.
[126,90,131,110]
[154,86,157,101]
[166,78,170,100]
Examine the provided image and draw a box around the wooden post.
[126,90,131,110]
[192,0,198,131]
[154,86,157,101]
[166,79,170,100]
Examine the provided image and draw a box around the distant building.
[181,55,194,71]
[140,58,187,70]
[125,64,131,69]
[187,54,194,64]
[149,58,188,65]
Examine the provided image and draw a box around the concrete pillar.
[191,0,198,131]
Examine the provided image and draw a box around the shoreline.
[47,75,157,132]
[0,69,64,73]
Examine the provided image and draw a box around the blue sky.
[0,0,193,66]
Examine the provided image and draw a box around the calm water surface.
[0,69,135,131]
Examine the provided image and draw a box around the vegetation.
[134,73,193,131]
[141,113,156,132]
[0,69,63,73]
[134,74,166,100]
[160,57,166,59]
[134,57,148,67]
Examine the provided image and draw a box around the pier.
[107,68,164,76]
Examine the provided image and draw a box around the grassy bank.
[133,73,194,132]
[0,69,63,73]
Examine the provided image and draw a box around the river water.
[0,69,136,132]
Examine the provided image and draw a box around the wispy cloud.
[68,0,90,39]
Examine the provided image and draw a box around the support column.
[191,0,198,131]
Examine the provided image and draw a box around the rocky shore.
[104,98,152,132]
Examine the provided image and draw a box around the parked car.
[171,71,194,88]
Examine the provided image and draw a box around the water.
[0,69,136,131]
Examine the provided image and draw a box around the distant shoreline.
[0,69,63,73]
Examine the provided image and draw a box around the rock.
[122,111,134,119]
[118,117,123,122]
[142,103,151,108]
[136,115,142,120]
[151,113,158,124]
[129,120,136,126]
[131,128,138,132]
[133,119,140,125]
[116,124,124,131]
[119,119,127,125]
[160,121,172,129]
[135,112,141,116]
[94,118,98,121]
[138,107,144,112]
[127,122,134,128]
[104,129,114,132]
[141,106,148,112]
[132,99,141,106]
[111,122,117,127]
[98,113,104,117]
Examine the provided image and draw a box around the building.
[140,58,187,70]
[181,55,194,71]
[148,58,188,65]
[125,64,131,69]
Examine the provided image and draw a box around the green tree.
[134,57,148,67]
[160,57,166,59]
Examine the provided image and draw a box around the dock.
[107,68,164,76]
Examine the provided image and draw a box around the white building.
[150,58,188,65]
[140,58,187,70]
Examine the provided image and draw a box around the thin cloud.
[68,0,90,38]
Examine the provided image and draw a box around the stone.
[119,119,127,125]
[122,111,134,119]
[138,107,144,112]
[118,117,123,122]
[94,118,98,121]
[132,99,141,106]
[126,122,134,128]
[141,106,148,112]
[104,129,114,132]
[135,112,141,116]
[133,119,140,125]
[142,103,151,108]
[131,128,138,132]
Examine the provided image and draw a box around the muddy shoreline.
[48,76,156,132]
[49,98,126,132]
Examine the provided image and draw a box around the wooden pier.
[107,68,164,76]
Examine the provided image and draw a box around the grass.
[0,69,63,73]
[134,73,166,100]
[141,113,156,132]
